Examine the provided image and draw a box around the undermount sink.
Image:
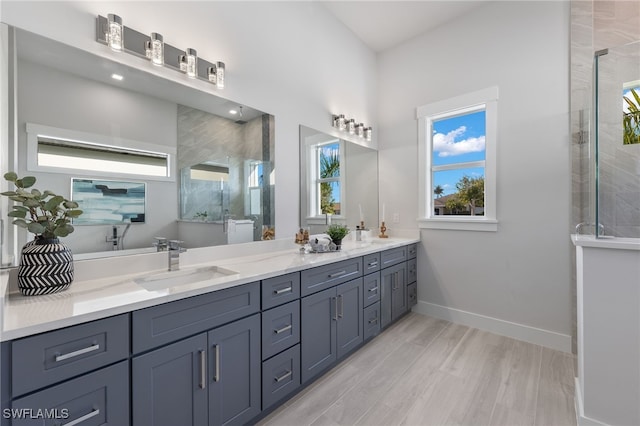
[134,265,238,291]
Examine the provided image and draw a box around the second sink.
[135,265,238,291]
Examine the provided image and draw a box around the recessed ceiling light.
[229,109,237,115]
[111,73,124,81]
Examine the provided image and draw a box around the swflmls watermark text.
[2,408,69,420]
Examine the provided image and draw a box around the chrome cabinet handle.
[338,294,344,318]
[333,297,338,321]
[213,344,220,382]
[62,409,100,426]
[368,286,378,293]
[274,324,293,335]
[328,270,346,278]
[199,350,206,389]
[273,286,292,295]
[368,261,378,267]
[55,344,100,362]
[274,370,292,383]
[368,317,378,325]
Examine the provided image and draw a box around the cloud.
[433,126,485,157]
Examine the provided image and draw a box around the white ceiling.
[320,1,487,52]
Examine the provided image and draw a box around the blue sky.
[432,110,486,196]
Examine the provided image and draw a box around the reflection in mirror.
[299,126,378,236]
[0,26,275,268]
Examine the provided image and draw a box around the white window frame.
[417,86,498,232]
[26,123,176,182]
[305,139,345,224]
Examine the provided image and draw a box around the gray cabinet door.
[391,262,408,321]
[380,267,394,329]
[336,278,363,359]
[261,300,300,360]
[133,334,208,426]
[208,314,261,426]
[381,262,407,327]
[301,287,337,384]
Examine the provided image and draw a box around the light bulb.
[356,123,365,138]
[216,62,225,89]
[145,33,164,66]
[107,14,123,51]
[337,114,346,131]
[185,48,197,78]
[348,119,356,135]
[365,127,372,141]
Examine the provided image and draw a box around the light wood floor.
[258,312,576,426]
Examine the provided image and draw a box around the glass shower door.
[594,40,640,238]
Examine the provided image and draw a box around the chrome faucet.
[153,237,169,252]
[168,240,187,271]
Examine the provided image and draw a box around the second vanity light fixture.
[97,14,226,90]
[332,114,373,142]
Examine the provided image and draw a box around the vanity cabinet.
[301,277,363,384]
[1,241,417,426]
[133,314,261,426]
[132,282,261,426]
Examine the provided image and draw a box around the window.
[307,140,344,217]
[27,123,175,181]
[417,87,498,231]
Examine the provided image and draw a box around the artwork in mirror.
[0,26,275,268]
[299,126,378,236]
[71,178,146,224]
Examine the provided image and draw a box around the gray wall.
[16,58,179,254]
[377,1,572,350]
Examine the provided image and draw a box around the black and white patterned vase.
[18,237,74,296]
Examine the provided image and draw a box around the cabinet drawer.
[407,243,417,259]
[262,300,300,360]
[11,314,129,397]
[363,272,381,307]
[363,253,381,274]
[301,257,363,296]
[262,344,300,410]
[262,272,300,310]
[132,281,260,353]
[407,257,417,284]
[408,282,418,308]
[380,246,407,268]
[12,360,129,426]
[363,302,381,341]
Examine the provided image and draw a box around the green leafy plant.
[194,211,209,221]
[1,172,83,239]
[326,223,349,241]
[623,88,640,145]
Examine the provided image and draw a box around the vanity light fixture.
[145,32,164,66]
[337,114,346,131]
[106,14,123,51]
[96,14,227,89]
[356,123,365,138]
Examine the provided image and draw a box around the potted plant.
[326,224,349,249]
[1,172,83,295]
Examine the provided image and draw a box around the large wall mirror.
[299,125,378,235]
[0,26,275,267]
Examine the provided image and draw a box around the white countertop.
[0,237,418,341]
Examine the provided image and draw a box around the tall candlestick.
[382,204,386,222]
[359,204,363,222]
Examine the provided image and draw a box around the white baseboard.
[413,301,572,353]
[574,378,609,426]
